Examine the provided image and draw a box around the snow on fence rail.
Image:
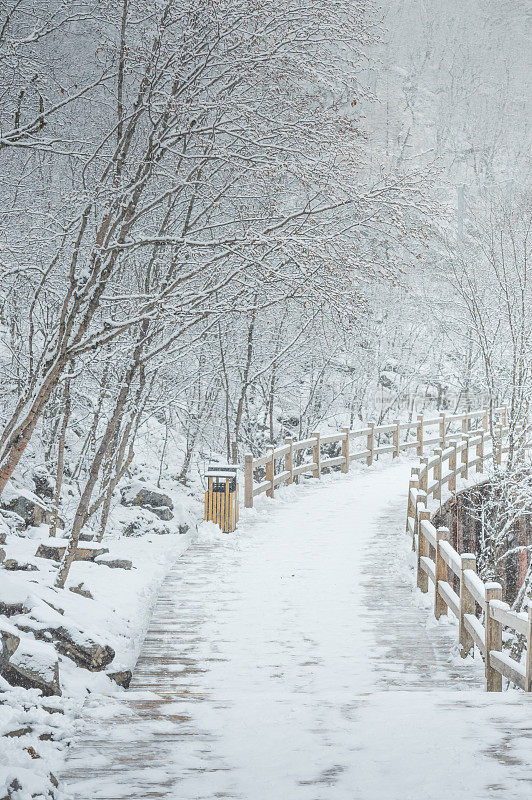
[406,424,532,693]
[244,406,503,509]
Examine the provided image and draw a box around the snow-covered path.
[61,462,531,799]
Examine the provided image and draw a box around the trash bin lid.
[205,465,238,478]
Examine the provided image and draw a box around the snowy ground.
[0,519,195,797]
[61,460,532,800]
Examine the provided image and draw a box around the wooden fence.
[406,423,532,693]
[244,407,502,509]
[243,404,532,692]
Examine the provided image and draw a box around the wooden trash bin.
[204,465,239,532]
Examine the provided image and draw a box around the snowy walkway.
[61,462,531,799]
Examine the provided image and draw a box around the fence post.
[439,412,447,449]
[485,582,503,692]
[496,425,503,466]
[482,409,488,432]
[312,432,321,479]
[525,607,532,692]
[266,446,275,498]
[244,454,254,508]
[406,474,419,528]
[459,553,477,658]
[406,475,419,533]
[412,488,426,551]
[285,437,294,484]
[435,527,451,619]
[417,507,431,593]
[341,428,350,473]
[449,441,457,492]
[393,419,400,458]
[366,423,375,466]
[461,435,469,480]
[419,457,429,493]
[417,414,424,456]
[433,448,442,502]
[476,432,484,473]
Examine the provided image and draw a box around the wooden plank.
[420,555,436,584]
[350,449,370,461]
[489,600,529,637]
[320,432,345,444]
[438,540,461,578]
[285,438,294,484]
[421,416,441,427]
[399,440,419,451]
[373,423,396,434]
[292,461,317,477]
[253,480,271,497]
[252,453,270,468]
[349,427,371,438]
[463,569,486,608]
[488,651,526,691]
[312,432,321,478]
[266,447,274,498]
[434,527,451,618]
[420,518,437,549]
[244,454,254,508]
[292,437,317,452]
[485,583,503,691]
[464,613,485,654]
[320,456,345,469]
[417,507,431,592]
[437,581,460,618]
[273,470,291,487]
[374,444,395,456]
[341,428,350,473]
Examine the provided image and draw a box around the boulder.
[0,634,61,697]
[5,726,32,738]
[107,669,132,688]
[15,599,115,672]
[121,482,174,520]
[69,582,93,599]
[95,557,132,570]
[0,573,31,616]
[20,618,114,671]
[35,542,109,562]
[32,467,54,500]
[123,520,142,537]
[0,548,5,563]
[1,627,20,661]
[0,494,50,527]
[0,598,29,617]
[3,559,38,572]
[150,505,173,520]
[50,626,115,671]
[0,510,25,533]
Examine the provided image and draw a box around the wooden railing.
[406,425,532,693]
[244,407,502,509]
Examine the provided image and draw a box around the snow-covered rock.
[0,485,51,528]
[34,540,109,563]
[0,626,60,697]
[121,479,174,520]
